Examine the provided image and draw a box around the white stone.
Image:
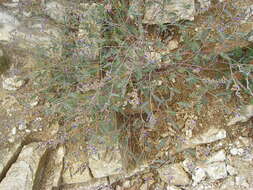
[2,76,24,91]
[30,97,39,107]
[157,163,190,186]
[122,180,131,188]
[204,162,227,180]
[192,167,206,186]
[168,40,179,50]
[249,35,253,42]
[166,185,181,190]
[230,148,244,156]
[8,137,15,143]
[190,128,226,145]
[206,149,226,163]
[226,165,238,176]
[11,127,17,135]
[0,10,20,42]
[235,176,250,188]
[25,129,31,133]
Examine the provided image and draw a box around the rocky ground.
[0,0,253,190]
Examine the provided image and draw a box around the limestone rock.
[0,142,22,180]
[166,185,182,190]
[204,162,227,180]
[62,161,92,184]
[0,9,20,42]
[227,105,253,126]
[143,0,195,24]
[44,0,68,24]
[157,163,190,186]
[226,165,238,176]
[206,149,226,163]
[190,128,227,145]
[167,40,179,51]
[0,142,48,190]
[88,138,123,178]
[192,167,206,186]
[61,177,109,190]
[41,145,65,189]
[2,75,25,91]
[13,17,62,55]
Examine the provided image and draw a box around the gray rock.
[44,0,68,24]
[0,142,22,180]
[0,142,48,190]
[157,163,190,186]
[13,17,62,56]
[0,9,20,42]
[143,0,195,24]
[204,162,227,180]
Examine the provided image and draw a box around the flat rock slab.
[0,142,48,190]
[157,163,190,186]
[0,141,22,180]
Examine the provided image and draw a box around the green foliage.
[31,0,253,165]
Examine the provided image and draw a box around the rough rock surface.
[0,142,22,180]
[143,0,195,24]
[157,163,190,186]
[0,142,48,190]
[88,136,124,178]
